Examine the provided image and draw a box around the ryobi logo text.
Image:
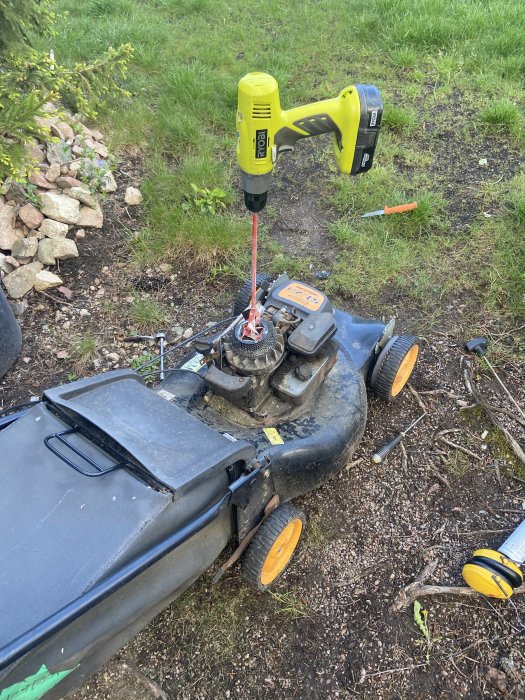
[255,129,268,159]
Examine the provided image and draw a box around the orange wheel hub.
[391,344,419,397]
[260,519,303,586]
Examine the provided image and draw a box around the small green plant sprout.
[413,599,432,662]
[182,183,228,214]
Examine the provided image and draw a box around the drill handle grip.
[372,432,404,464]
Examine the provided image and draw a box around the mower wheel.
[241,503,306,592]
[370,334,420,401]
[233,274,274,316]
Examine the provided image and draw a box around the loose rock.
[39,219,69,238]
[0,202,22,250]
[84,137,109,158]
[18,203,44,230]
[37,238,79,265]
[182,327,194,339]
[125,187,143,206]
[8,299,28,316]
[55,175,84,190]
[100,171,117,193]
[2,261,43,298]
[40,192,80,224]
[4,182,26,204]
[29,172,57,190]
[34,270,63,292]
[55,122,75,142]
[69,186,97,209]
[75,229,86,240]
[46,140,71,165]
[11,237,39,259]
[24,142,46,164]
[0,253,15,274]
[78,204,103,229]
[45,162,61,183]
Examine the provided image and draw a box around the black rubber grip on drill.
[372,433,403,463]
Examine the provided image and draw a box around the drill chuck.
[243,191,267,213]
[241,171,270,213]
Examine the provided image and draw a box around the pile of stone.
[0,104,138,301]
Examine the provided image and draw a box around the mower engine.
[201,275,337,417]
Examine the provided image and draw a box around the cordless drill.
[236,72,383,212]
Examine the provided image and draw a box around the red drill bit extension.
[241,213,263,341]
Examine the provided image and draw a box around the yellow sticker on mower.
[276,282,325,311]
[263,427,284,445]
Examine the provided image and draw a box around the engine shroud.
[203,275,338,418]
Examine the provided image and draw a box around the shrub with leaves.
[0,0,133,180]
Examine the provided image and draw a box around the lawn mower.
[0,74,420,699]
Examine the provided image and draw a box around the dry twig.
[400,441,408,470]
[489,405,525,430]
[419,388,464,401]
[407,383,428,412]
[120,662,168,700]
[436,429,482,462]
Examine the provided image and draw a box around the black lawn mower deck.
[0,276,420,700]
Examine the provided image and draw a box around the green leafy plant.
[18,181,41,207]
[129,351,159,384]
[72,334,98,370]
[413,600,432,662]
[0,0,133,180]
[77,145,114,191]
[182,183,228,214]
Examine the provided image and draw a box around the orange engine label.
[277,282,325,311]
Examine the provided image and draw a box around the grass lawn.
[45,0,524,326]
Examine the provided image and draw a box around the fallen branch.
[391,561,525,612]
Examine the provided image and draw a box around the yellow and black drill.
[236,72,383,212]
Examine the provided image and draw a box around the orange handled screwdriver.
[361,201,417,218]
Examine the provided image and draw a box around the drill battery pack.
[351,84,383,175]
